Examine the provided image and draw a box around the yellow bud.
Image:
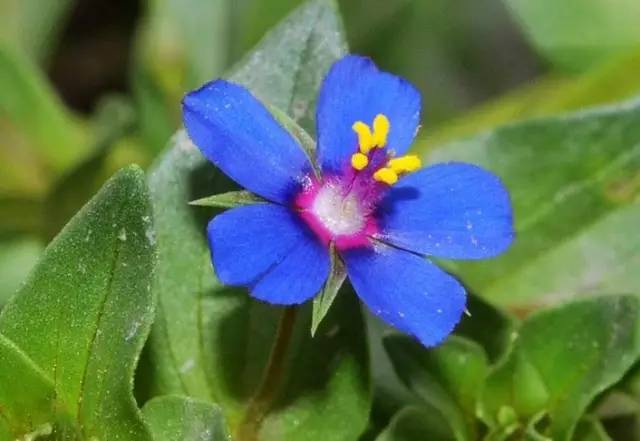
[373,167,398,185]
[351,152,369,170]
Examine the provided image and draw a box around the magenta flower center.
[295,176,379,250]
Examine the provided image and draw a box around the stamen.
[373,167,398,185]
[351,152,369,170]
[388,155,422,173]
[352,121,374,154]
[373,114,390,147]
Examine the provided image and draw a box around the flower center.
[295,178,376,250]
[311,183,364,236]
[295,113,422,250]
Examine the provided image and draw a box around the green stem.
[235,307,298,441]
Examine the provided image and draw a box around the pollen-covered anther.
[351,152,369,170]
[372,114,390,147]
[373,167,398,185]
[352,121,374,154]
[388,155,422,173]
[352,113,390,157]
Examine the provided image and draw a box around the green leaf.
[427,100,640,309]
[142,395,230,441]
[133,0,230,151]
[505,0,640,71]
[190,191,267,208]
[0,43,88,197]
[0,0,74,62]
[311,245,346,336]
[375,406,456,441]
[384,335,489,441]
[479,295,640,440]
[0,166,156,439]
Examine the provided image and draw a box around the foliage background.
[1,0,640,440]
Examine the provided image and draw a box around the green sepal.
[190,190,266,208]
[268,104,317,160]
[311,244,347,336]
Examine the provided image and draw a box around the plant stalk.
[235,306,298,441]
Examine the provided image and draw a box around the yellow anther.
[388,155,422,174]
[372,114,390,147]
[351,152,369,170]
[352,121,374,154]
[373,167,398,185]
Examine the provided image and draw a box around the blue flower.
[182,55,514,347]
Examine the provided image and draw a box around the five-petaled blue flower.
[182,55,514,347]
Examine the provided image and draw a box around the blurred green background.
[2,0,640,307]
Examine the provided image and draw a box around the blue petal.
[208,203,330,305]
[183,80,312,204]
[343,243,466,347]
[316,55,421,173]
[377,162,514,259]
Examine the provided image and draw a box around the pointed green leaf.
[142,395,230,441]
[311,246,346,336]
[479,295,640,440]
[190,191,266,208]
[384,335,489,441]
[0,166,156,440]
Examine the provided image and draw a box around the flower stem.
[235,306,298,441]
